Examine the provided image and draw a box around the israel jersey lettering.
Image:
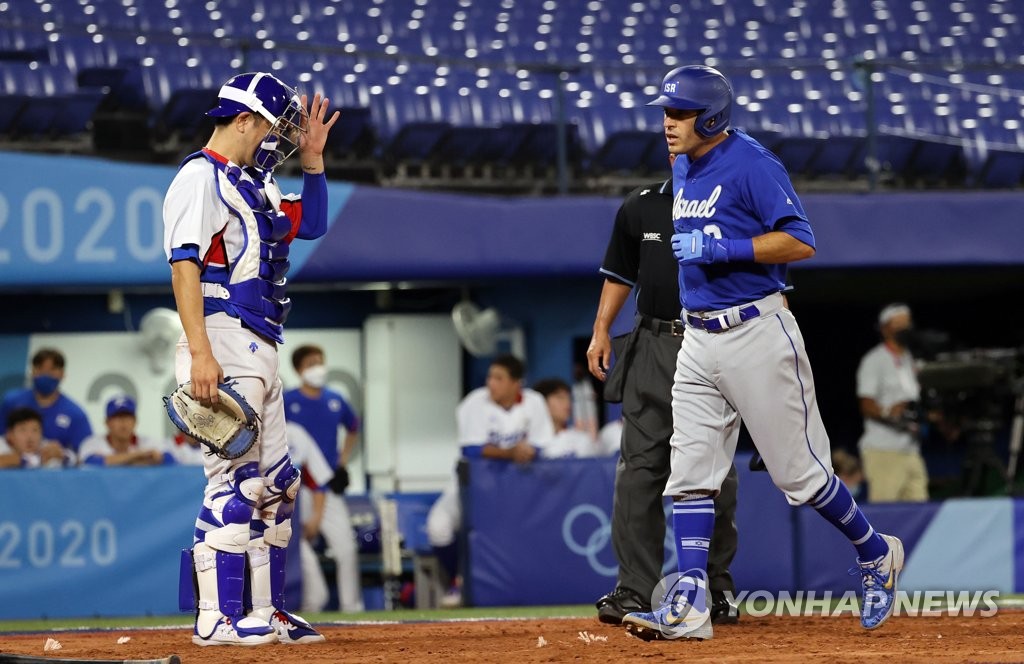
[671,129,814,312]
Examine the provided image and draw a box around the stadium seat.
[772,137,826,177]
[906,141,967,185]
[590,130,657,175]
[10,97,64,138]
[810,136,865,177]
[978,150,1024,189]
[50,90,106,136]
[384,121,452,165]
[325,107,376,160]
[0,94,28,137]
[151,88,220,144]
[428,126,500,168]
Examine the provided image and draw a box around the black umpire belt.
[639,315,685,337]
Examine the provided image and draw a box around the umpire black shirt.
[600,178,680,321]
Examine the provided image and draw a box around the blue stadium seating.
[979,150,1024,188]
[0,0,1020,186]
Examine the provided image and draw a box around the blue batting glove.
[671,229,702,263]
[671,229,730,264]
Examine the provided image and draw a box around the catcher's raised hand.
[298,93,340,158]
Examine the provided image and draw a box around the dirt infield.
[3,613,1024,663]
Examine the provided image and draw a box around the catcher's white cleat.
[270,609,326,644]
[192,616,278,647]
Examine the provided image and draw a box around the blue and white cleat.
[192,616,278,647]
[622,600,713,641]
[856,533,905,630]
[270,609,326,644]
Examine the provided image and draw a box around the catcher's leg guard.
[247,456,324,644]
[249,456,300,619]
[200,461,266,553]
[189,542,277,646]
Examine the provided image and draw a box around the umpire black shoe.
[710,591,740,625]
[595,587,650,625]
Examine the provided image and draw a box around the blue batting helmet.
[647,65,733,138]
[208,72,306,171]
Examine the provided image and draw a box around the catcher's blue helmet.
[208,72,306,171]
[647,65,733,138]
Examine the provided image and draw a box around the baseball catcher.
[163,71,338,647]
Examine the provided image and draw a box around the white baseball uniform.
[426,387,555,547]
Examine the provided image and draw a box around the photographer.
[856,304,929,502]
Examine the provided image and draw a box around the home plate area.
[3,614,1024,664]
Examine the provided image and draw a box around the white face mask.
[301,364,328,389]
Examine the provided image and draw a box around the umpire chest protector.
[181,149,295,343]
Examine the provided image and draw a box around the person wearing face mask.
[856,303,929,502]
[0,348,92,457]
[283,344,363,612]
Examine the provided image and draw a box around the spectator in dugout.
[0,348,92,455]
[533,377,617,458]
[78,396,174,466]
[0,408,71,469]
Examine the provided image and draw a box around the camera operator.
[856,303,929,502]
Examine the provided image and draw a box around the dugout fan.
[78,396,174,466]
[283,344,364,612]
[534,377,616,458]
[857,303,929,502]
[586,158,739,626]
[0,408,69,469]
[0,348,92,455]
[427,354,555,607]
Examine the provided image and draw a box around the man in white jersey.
[426,354,554,606]
[533,377,613,458]
[163,71,338,646]
[857,304,928,502]
[78,396,172,466]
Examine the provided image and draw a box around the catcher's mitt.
[163,381,259,460]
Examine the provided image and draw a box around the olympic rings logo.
[561,503,679,577]
[562,504,617,576]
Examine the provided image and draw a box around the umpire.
[587,163,739,625]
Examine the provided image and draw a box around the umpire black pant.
[608,323,739,601]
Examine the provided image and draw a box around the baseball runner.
[426,354,555,605]
[622,66,904,641]
[587,160,740,626]
[284,344,364,612]
[163,71,339,646]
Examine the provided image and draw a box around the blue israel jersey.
[283,387,359,469]
[671,129,814,312]
[0,388,92,452]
